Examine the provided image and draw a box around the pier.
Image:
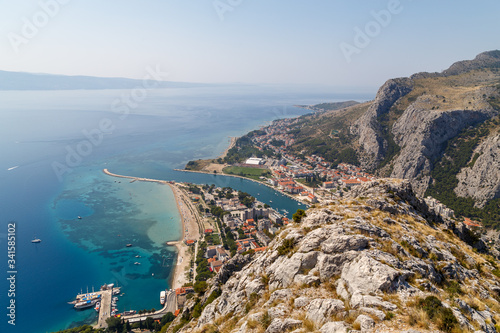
[103,169,170,185]
[96,289,113,329]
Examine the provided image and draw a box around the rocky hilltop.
[351,51,500,199]
[168,180,500,333]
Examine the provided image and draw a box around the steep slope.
[169,180,500,333]
[455,133,500,206]
[282,51,500,224]
[350,77,413,169]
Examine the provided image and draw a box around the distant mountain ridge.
[269,50,500,226]
[0,70,211,90]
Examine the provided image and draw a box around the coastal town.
[94,169,292,331]
[92,111,478,331]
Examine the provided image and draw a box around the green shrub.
[292,209,306,222]
[444,280,463,296]
[417,296,458,332]
[277,238,295,256]
[438,308,459,332]
[260,311,272,329]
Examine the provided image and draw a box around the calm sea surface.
[0,85,371,332]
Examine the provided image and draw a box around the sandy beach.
[167,183,202,290]
[102,169,203,290]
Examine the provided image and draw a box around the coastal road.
[124,290,177,323]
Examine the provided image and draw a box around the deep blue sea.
[0,85,371,332]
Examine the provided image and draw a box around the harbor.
[68,285,177,328]
[68,284,121,329]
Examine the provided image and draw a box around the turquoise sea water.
[0,86,371,332]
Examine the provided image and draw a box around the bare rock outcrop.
[455,133,500,207]
[391,105,494,196]
[351,78,413,169]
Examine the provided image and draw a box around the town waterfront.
[0,86,370,332]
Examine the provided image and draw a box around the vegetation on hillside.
[222,132,276,165]
[287,102,369,166]
[426,118,500,227]
[308,100,359,111]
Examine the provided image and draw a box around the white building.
[245,157,265,165]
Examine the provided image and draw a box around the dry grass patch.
[406,307,429,329]
[343,310,360,324]
[352,321,361,330]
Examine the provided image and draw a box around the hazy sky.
[1,0,499,90]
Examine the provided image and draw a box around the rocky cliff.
[282,51,500,218]
[169,180,500,333]
[351,51,500,197]
[455,133,500,207]
[351,78,413,169]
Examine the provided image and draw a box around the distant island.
[0,70,213,90]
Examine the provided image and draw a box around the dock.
[96,289,113,328]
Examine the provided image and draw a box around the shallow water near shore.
[0,86,371,332]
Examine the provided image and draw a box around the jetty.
[103,169,169,185]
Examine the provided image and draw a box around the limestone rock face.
[265,318,302,333]
[347,51,500,204]
[319,321,349,333]
[351,78,413,169]
[455,133,500,207]
[340,254,401,295]
[305,298,345,325]
[391,105,494,196]
[354,314,375,331]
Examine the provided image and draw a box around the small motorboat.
[31,237,41,243]
[126,244,132,247]
[134,262,141,265]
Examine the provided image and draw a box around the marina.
[68,284,121,329]
[67,283,178,328]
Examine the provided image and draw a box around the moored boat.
[160,290,166,305]
[74,299,98,310]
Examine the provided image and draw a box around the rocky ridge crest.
[169,179,500,333]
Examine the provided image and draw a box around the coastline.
[166,182,201,290]
[102,169,201,290]
[219,136,237,159]
[174,168,307,205]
